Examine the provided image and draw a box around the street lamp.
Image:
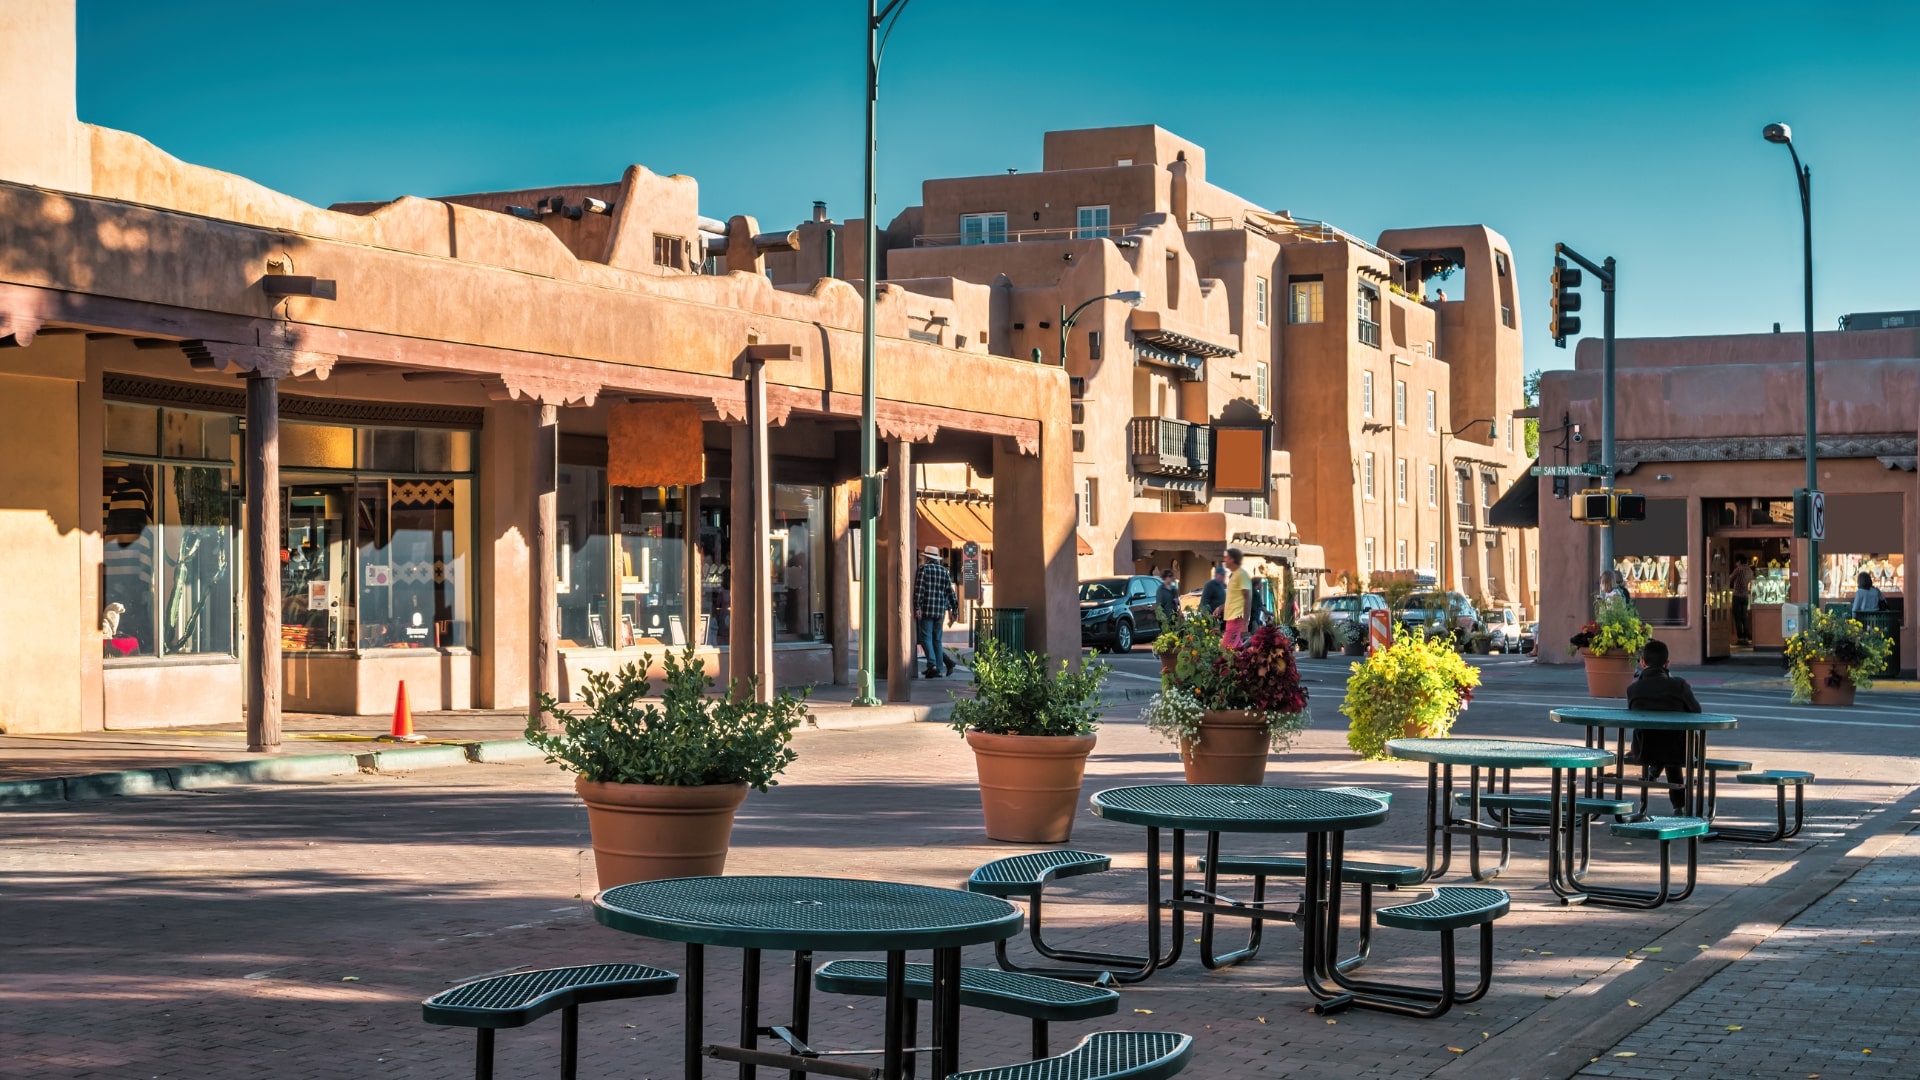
[1763,121,1819,607]
[1438,418,1497,593]
[1059,290,1144,365]
[855,0,915,707]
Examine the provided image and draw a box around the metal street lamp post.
[855,0,914,706]
[1058,290,1144,366]
[1763,122,1819,607]
[1437,419,1496,594]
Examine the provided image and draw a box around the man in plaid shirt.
[913,545,958,677]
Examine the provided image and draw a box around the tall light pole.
[1764,121,1819,607]
[1437,418,1496,593]
[855,0,914,706]
[1058,290,1144,365]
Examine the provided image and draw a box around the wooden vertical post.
[884,439,915,702]
[530,403,560,729]
[744,362,777,702]
[684,484,704,648]
[245,373,281,752]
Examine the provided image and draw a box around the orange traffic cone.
[380,680,423,742]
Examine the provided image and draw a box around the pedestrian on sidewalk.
[1222,547,1253,649]
[1201,565,1228,619]
[1155,569,1181,624]
[1625,638,1700,814]
[913,545,957,678]
[1729,557,1755,645]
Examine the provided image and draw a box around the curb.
[818,701,953,730]
[356,744,473,772]
[468,739,547,764]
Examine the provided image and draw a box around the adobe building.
[797,126,1538,614]
[0,2,1077,738]
[1532,326,1917,672]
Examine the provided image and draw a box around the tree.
[1522,370,1543,458]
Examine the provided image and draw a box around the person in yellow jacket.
[1222,546,1252,648]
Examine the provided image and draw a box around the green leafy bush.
[1342,627,1481,760]
[1570,594,1652,657]
[948,640,1110,737]
[526,646,805,791]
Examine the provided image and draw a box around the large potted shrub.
[949,641,1110,843]
[1295,609,1340,660]
[527,647,806,887]
[1341,626,1481,759]
[1146,616,1310,784]
[1786,607,1892,706]
[1570,595,1651,697]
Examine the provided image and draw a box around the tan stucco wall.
[0,337,88,734]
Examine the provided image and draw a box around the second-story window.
[1255,361,1270,413]
[1361,370,1375,418]
[1426,463,1438,507]
[1425,390,1437,433]
[1394,380,1407,426]
[1076,205,1110,239]
[1255,276,1270,327]
[961,212,1007,246]
[1356,283,1381,347]
[1362,452,1376,499]
[653,234,685,269]
[1288,276,1324,323]
[1396,458,1408,503]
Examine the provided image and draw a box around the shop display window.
[771,484,826,643]
[102,404,238,660]
[1823,554,1903,604]
[557,465,612,648]
[617,486,687,647]
[1612,497,1688,626]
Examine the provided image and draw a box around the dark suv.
[1079,575,1167,653]
[1395,590,1482,640]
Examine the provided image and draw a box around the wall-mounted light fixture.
[261,275,337,301]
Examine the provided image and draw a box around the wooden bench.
[1714,770,1812,843]
[813,960,1118,1060]
[967,851,1135,981]
[1198,855,1423,971]
[948,1031,1193,1080]
[1586,816,1710,908]
[422,963,677,1080]
[1315,886,1509,1019]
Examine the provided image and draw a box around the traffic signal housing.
[1614,493,1647,521]
[1570,489,1644,523]
[1550,258,1582,346]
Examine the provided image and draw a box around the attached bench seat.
[1196,854,1422,972]
[967,851,1139,981]
[1316,886,1508,1019]
[813,960,1117,1058]
[1714,770,1813,843]
[949,1031,1193,1080]
[1583,816,1708,909]
[423,963,678,1080]
[1452,791,1637,818]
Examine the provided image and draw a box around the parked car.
[1485,607,1524,653]
[1519,621,1538,655]
[1395,591,1482,641]
[1316,592,1389,626]
[1079,575,1168,653]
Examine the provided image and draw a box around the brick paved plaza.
[3,656,1917,1080]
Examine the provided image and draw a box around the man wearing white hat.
[912,545,958,677]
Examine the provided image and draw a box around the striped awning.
[917,497,993,548]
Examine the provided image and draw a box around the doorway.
[1703,497,1794,660]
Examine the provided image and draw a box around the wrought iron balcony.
[1129,417,1212,478]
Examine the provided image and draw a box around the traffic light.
[1550,257,1582,346]
[1614,493,1647,521]
[1569,489,1644,523]
[1570,489,1611,522]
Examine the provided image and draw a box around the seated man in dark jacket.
[1624,639,1700,814]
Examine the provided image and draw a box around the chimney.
[813,200,828,223]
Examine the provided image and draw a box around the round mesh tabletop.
[1088,785,1389,833]
[1550,706,1739,731]
[594,876,1022,951]
[1386,737,1616,769]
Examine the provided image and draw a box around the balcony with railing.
[1129,417,1212,478]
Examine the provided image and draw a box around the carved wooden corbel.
[876,417,941,444]
[490,372,602,407]
[0,313,43,347]
[182,340,336,379]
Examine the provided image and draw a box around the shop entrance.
[1703,497,1795,660]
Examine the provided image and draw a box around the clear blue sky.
[76,0,1920,374]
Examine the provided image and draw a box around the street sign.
[1531,464,1607,477]
[1808,490,1825,542]
[961,541,982,601]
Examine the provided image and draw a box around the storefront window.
[1824,554,1903,604]
[772,484,826,643]
[558,464,612,648]
[278,422,474,652]
[617,486,687,647]
[1613,497,1688,626]
[102,404,237,659]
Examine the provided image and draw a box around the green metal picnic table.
[1549,706,1739,817]
[596,876,1021,1080]
[1386,737,1616,904]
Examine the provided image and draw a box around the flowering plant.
[1784,607,1892,702]
[1150,615,1310,754]
[1568,594,1652,657]
[1341,626,1481,760]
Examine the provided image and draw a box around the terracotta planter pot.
[1807,660,1857,706]
[575,777,749,888]
[1582,650,1635,698]
[964,731,1097,843]
[1159,651,1176,674]
[1179,711,1270,785]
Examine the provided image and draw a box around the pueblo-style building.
[1531,325,1916,673]
[0,2,1076,738]
[777,126,1539,614]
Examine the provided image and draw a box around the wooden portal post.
[883,438,916,702]
[530,403,560,729]
[245,373,282,752]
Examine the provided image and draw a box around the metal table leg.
[686,943,705,1080]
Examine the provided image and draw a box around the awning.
[1487,465,1540,528]
[1076,532,1094,556]
[1292,544,1328,576]
[1138,476,1207,504]
[1131,511,1304,563]
[1128,310,1238,358]
[917,497,993,548]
